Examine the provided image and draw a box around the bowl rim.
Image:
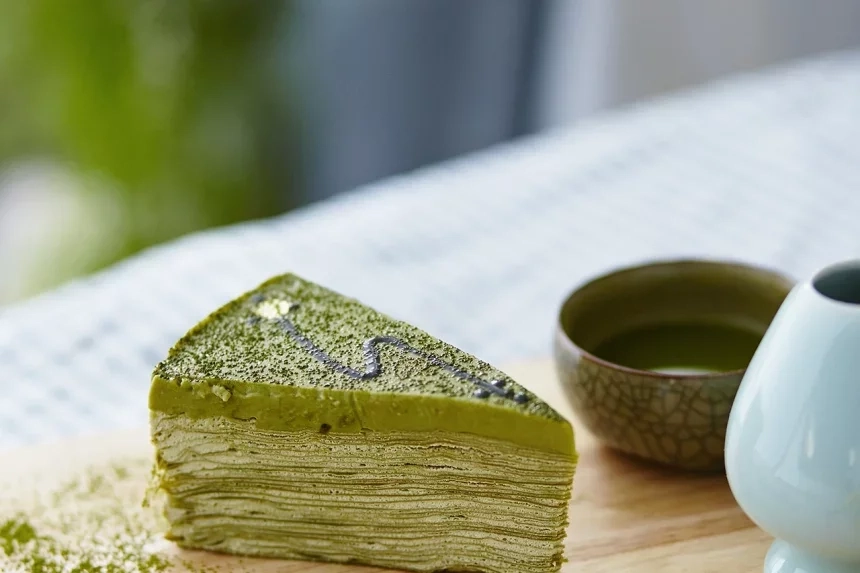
[555,257,796,381]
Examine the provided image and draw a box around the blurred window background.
[2,0,859,305]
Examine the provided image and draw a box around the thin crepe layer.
[151,412,575,573]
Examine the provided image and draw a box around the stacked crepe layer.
[152,412,576,573]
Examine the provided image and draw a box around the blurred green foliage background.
[0,0,299,303]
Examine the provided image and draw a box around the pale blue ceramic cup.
[725,260,860,573]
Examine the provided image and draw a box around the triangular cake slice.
[149,274,577,572]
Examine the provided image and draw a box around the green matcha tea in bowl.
[553,259,793,472]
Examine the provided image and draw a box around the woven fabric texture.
[2,50,860,449]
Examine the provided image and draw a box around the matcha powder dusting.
[0,459,174,573]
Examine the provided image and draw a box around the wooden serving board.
[1,360,770,572]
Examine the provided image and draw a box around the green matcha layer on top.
[149,274,577,572]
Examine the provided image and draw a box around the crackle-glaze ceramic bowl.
[554,260,793,472]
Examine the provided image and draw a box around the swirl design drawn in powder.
[251,296,529,403]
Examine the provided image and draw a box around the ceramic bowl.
[554,259,793,471]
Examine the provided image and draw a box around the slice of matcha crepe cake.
[149,274,577,572]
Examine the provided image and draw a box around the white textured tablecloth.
[2,50,860,449]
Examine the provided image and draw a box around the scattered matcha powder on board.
[0,457,220,573]
[0,517,37,556]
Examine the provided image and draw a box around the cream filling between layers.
[151,412,576,573]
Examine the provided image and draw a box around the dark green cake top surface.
[154,274,564,422]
